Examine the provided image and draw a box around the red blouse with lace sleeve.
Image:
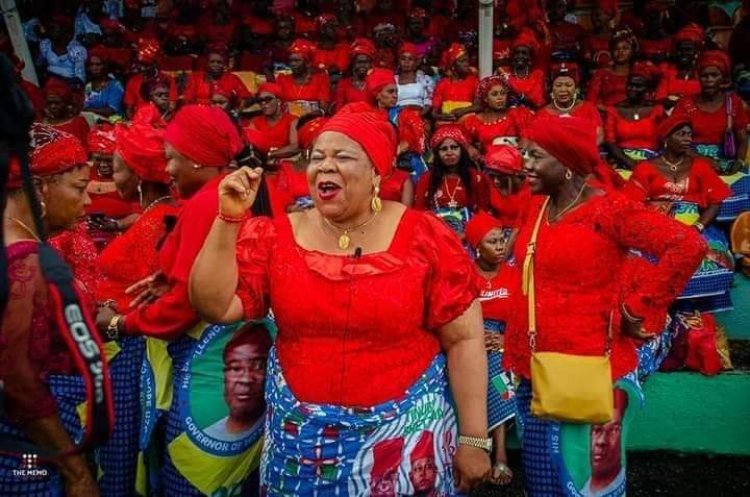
[49,223,100,308]
[626,157,732,207]
[0,242,78,424]
[234,210,483,407]
[97,203,180,310]
[504,192,706,381]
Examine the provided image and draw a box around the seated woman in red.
[95,106,268,496]
[276,114,328,212]
[502,29,546,109]
[334,38,375,112]
[183,43,252,107]
[123,38,178,119]
[190,110,491,495]
[415,125,490,234]
[626,115,734,313]
[537,62,603,145]
[465,212,520,487]
[605,61,665,170]
[587,28,638,110]
[1,125,102,497]
[463,75,531,156]
[247,82,299,161]
[41,78,90,151]
[276,38,332,117]
[432,43,480,123]
[312,14,349,75]
[655,24,704,105]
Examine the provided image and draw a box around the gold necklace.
[662,156,685,172]
[321,211,379,250]
[5,216,42,242]
[547,183,587,223]
[142,195,172,213]
[442,176,461,208]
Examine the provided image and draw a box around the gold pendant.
[338,232,351,250]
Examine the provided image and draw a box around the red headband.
[673,23,705,48]
[165,105,244,168]
[465,211,503,248]
[115,123,170,184]
[630,60,660,84]
[318,107,396,176]
[526,117,598,176]
[443,43,468,68]
[257,82,283,98]
[430,124,469,151]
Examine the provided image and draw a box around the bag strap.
[522,197,549,352]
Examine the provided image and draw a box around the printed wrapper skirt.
[484,319,516,431]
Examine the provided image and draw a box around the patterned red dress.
[97,203,179,311]
[235,209,481,406]
[505,192,706,381]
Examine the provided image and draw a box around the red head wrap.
[430,124,469,151]
[399,42,419,57]
[165,105,244,168]
[100,19,126,34]
[43,78,73,101]
[443,43,468,69]
[88,123,116,156]
[29,123,88,177]
[525,117,598,176]
[657,113,692,144]
[630,60,660,86]
[115,123,170,184]
[673,23,705,49]
[318,108,396,176]
[351,38,376,60]
[289,38,316,63]
[257,82,283,98]
[316,13,338,29]
[698,50,731,78]
[410,431,435,464]
[297,117,329,150]
[551,62,581,85]
[484,145,523,175]
[366,68,397,102]
[478,75,511,105]
[371,438,404,480]
[88,45,110,62]
[465,211,504,248]
[512,28,541,54]
[137,37,161,64]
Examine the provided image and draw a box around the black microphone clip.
[353,247,363,259]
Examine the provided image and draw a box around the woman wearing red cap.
[277,38,332,116]
[1,125,102,497]
[587,29,639,110]
[183,44,252,106]
[334,38,376,112]
[415,125,491,233]
[247,82,300,160]
[191,109,492,495]
[432,43,480,123]
[655,23,705,104]
[537,63,604,145]
[95,105,268,496]
[41,78,91,151]
[626,115,735,315]
[462,75,532,155]
[396,42,435,116]
[605,61,665,170]
[503,29,547,109]
[507,117,705,496]
[465,212,519,487]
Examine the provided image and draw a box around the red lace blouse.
[462,108,532,152]
[655,64,701,101]
[626,157,732,208]
[605,105,665,150]
[277,72,332,105]
[587,69,628,107]
[537,101,603,130]
[505,192,707,380]
[97,203,179,310]
[234,209,482,406]
[334,78,369,111]
[49,223,100,307]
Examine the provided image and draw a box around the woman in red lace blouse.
[276,39,332,116]
[1,125,100,496]
[432,43,480,122]
[462,75,532,155]
[605,61,665,170]
[415,125,491,232]
[190,109,491,495]
[587,29,638,110]
[507,117,705,496]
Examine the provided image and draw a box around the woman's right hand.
[219,167,264,218]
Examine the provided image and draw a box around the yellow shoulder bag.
[522,197,614,424]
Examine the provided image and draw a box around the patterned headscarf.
[430,124,469,150]
[289,38,316,64]
[478,75,511,105]
[88,123,117,156]
[30,123,88,177]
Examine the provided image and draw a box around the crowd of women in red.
[1,0,749,496]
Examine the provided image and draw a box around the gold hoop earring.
[371,185,382,213]
[565,169,573,180]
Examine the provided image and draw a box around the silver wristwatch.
[457,435,493,453]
